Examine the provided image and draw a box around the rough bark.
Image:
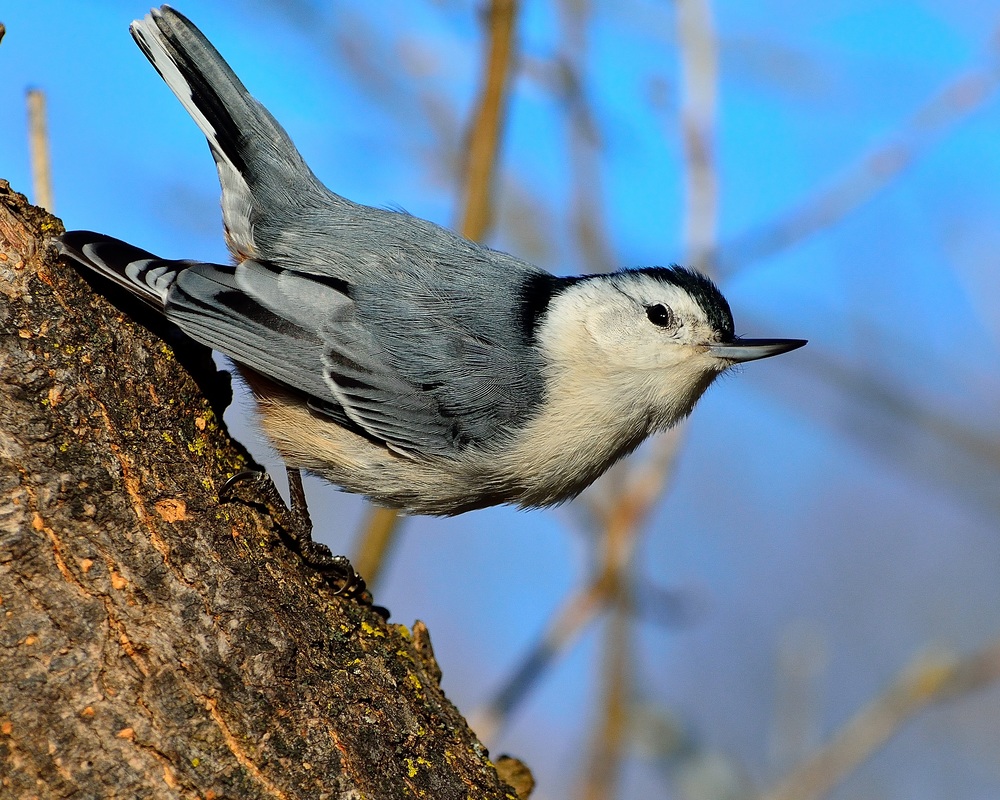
[0,181,527,800]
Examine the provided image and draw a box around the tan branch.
[579,601,632,800]
[475,0,719,755]
[470,577,608,742]
[676,0,719,273]
[575,4,721,793]
[352,0,521,588]
[355,0,517,586]
[761,640,1000,800]
[458,0,520,241]
[26,89,54,212]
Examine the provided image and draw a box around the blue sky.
[4,2,1000,798]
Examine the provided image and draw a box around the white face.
[567,272,728,373]
[536,270,735,431]
[526,269,803,456]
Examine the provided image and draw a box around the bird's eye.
[645,304,674,328]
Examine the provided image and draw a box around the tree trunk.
[0,180,528,800]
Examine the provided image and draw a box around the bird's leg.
[220,468,372,604]
[283,467,370,599]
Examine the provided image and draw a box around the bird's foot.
[220,469,381,611]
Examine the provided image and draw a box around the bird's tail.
[130,6,324,256]
[57,231,185,309]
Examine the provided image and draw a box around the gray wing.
[165,248,548,456]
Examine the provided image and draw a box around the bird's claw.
[219,469,269,502]
[220,468,384,615]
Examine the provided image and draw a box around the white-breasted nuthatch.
[58,6,805,517]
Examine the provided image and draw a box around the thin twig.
[676,0,719,273]
[472,464,651,738]
[470,578,607,742]
[578,489,644,799]
[473,431,688,740]
[717,24,1000,276]
[580,600,632,800]
[577,5,720,793]
[26,89,54,212]
[582,424,685,538]
[351,0,520,588]
[472,0,616,740]
[767,625,828,774]
[760,640,1000,800]
[751,334,1000,516]
[559,53,618,275]
[458,0,519,241]
[352,505,403,587]
[475,0,720,747]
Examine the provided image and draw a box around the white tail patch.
[130,11,255,260]
[130,15,234,176]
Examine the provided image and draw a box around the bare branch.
[351,0,521,589]
[755,338,1000,517]
[26,89,54,212]
[579,604,632,800]
[676,0,719,273]
[352,505,403,587]
[458,0,519,241]
[761,640,1000,800]
[718,25,1000,275]
[576,6,721,793]
[475,0,720,750]
[471,578,607,742]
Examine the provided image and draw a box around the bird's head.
[537,266,805,426]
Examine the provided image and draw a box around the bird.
[58,6,805,521]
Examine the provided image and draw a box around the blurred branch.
[471,576,607,742]
[475,0,720,761]
[717,23,1000,275]
[558,54,617,274]
[755,336,1000,518]
[352,505,401,587]
[581,602,632,800]
[631,578,700,629]
[811,348,1000,476]
[585,426,687,527]
[761,640,1000,800]
[458,0,519,240]
[471,0,616,744]
[676,0,719,273]
[473,435,689,741]
[472,454,656,739]
[26,89,54,212]
[0,22,6,45]
[351,0,520,588]
[768,624,829,774]
[579,7,721,795]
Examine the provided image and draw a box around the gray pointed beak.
[708,338,807,363]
